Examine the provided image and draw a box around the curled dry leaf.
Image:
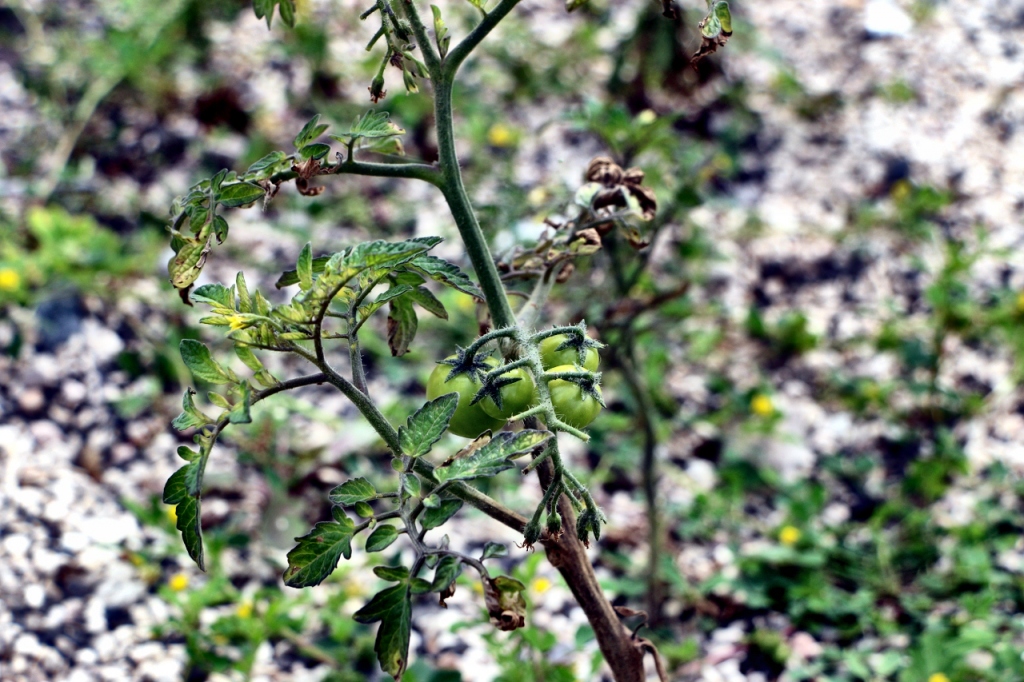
[484,576,527,631]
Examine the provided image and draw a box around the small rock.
[24,583,45,609]
[17,387,45,414]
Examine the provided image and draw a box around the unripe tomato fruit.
[426,356,506,438]
[539,335,599,371]
[546,365,603,429]
[480,366,538,420]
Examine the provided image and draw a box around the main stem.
[433,75,517,330]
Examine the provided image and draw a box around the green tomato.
[538,334,600,371]
[480,366,538,420]
[426,356,506,438]
[546,365,603,429]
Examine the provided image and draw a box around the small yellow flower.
[779,525,801,547]
[168,573,189,592]
[487,123,515,148]
[636,109,657,126]
[1016,291,1024,313]
[531,577,553,595]
[751,394,774,416]
[236,601,253,618]
[927,674,950,682]
[527,187,547,207]
[166,505,178,524]
[0,268,21,292]
[891,179,911,202]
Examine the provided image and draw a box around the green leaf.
[217,182,266,208]
[431,555,462,592]
[329,111,405,146]
[171,388,213,430]
[283,514,356,587]
[294,114,329,148]
[212,215,229,244]
[701,12,722,39]
[714,1,732,35]
[387,297,418,357]
[402,473,422,498]
[297,243,313,291]
[430,5,450,58]
[405,255,483,299]
[163,456,207,570]
[275,256,330,288]
[422,494,440,508]
[407,286,447,319]
[234,345,264,372]
[191,283,235,311]
[399,394,458,458]
[299,142,331,160]
[168,237,210,289]
[365,525,399,552]
[354,501,375,518]
[246,150,286,175]
[180,339,236,385]
[465,0,485,10]
[434,431,551,483]
[354,584,412,679]
[329,477,377,506]
[481,542,508,560]
[278,0,296,27]
[228,382,252,424]
[420,499,463,530]
[374,565,410,582]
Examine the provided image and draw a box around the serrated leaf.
[481,542,508,560]
[294,114,328,148]
[275,256,330,288]
[329,111,405,147]
[163,456,207,570]
[329,477,377,506]
[365,525,399,552]
[407,286,447,319]
[213,215,229,244]
[191,283,235,311]
[405,255,483,299]
[299,142,331,160]
[399,394,458,458]
[228,382,251,424]
[217,182,266,208]
[402,473,422,498]
[431,555,462,592]
[354,584,411,679]
[172,388,213,430]
[180,339,236,385]
[234,345,264,372]
[247,150,287,175]
[297,243,313,291]
[387,297,417,357]
[434,430,551,483]
[420,499,462,530]
[374,565,410,582]
[235,272,252,313]
[283,514,355,587]
[168,237,210,289]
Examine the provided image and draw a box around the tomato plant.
[479,365,537,420]
[539,333,601,371]
[426,356,506,438]
[546,365,604,429]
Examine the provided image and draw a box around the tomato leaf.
[399,393,458,458]
[283,513,356,587]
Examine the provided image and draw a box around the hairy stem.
[432,75,517,330]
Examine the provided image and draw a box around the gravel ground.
[2,0,1024,680]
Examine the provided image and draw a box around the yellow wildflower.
[751,394,774,416]
[487,123,515,148]
[1016,291,1024,313]
[531,577,553,595]
[0,268,21,292]
[236,601,253,618]
[166,505,178,524]
[168,573,189,592]
[779,526,801,547]
[927,674,950,682]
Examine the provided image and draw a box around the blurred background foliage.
[3,0,1024,680]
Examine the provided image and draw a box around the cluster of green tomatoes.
[426,333,604,439]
